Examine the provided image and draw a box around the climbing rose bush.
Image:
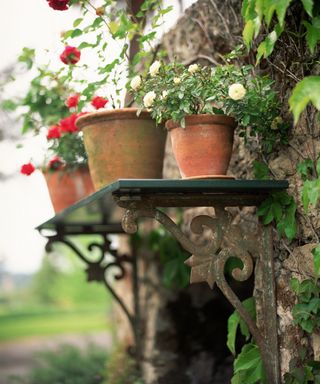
[20,163,35,176]
[66,94,80,108]
[91,96,108,109]
[47,125,61,140]
[46,0,70,11]
[60,46,81,65]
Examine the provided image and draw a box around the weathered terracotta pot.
[76,108,167,190]
[166,114,236,178]
[43,166,94,213]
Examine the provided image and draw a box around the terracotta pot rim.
[165,114,237,131]
[42,164,89,175]
[76,108,154,130]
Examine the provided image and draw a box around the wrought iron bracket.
[39,227,142,360]
[116,199,281,384]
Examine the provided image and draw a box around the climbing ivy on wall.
[226,1,320,383]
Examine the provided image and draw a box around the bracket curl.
[120,205,279,383]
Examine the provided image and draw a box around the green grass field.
[0,308,110,342]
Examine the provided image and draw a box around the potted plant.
[130,61,288,179]
[20,109,95,213]
[4,63,95,212]
[40,0,171,191]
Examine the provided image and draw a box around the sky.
[0,0,196,274]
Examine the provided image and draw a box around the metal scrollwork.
[120,205,279,383]
[44,232,135,332]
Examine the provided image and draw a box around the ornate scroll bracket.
[120,203,280,384]
[43,230,141,360]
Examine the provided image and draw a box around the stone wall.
[138,0,320,382]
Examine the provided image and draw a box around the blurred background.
[0,1,195,383]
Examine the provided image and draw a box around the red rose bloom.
[20,163,35,176]
[46,0,69,11]
[66,94,80,108]
[47,125,61,140]
[91,96,108,109]
[59,114,78,133]
[48,156,64,171]
[60,46,81,65]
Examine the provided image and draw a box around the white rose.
[130,75,141,90]
[228,83,247,100]
[162,90,168,99]
[149,61,161,77]
[188,64,199,74]
[173,77,181,84]
[143,91,156,108]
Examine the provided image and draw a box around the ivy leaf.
[243,20,255,49]
[303,17,320,53]
[256,24,283,62]
[289,76,320,124]
[227,298,256,355]
[234,343,260,372]
[301,0,314,17]
[297,158,313,178]
[253,161,271,180]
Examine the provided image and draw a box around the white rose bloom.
[130,75,141,90]
[173,77,181,84]
[149,61,161,77]
[143,91,156,108]
[162,90,168,99]
[228,83,247,100]
[188,64,199,74]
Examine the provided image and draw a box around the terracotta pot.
[76,108,167,190]
[43,166,94,213]
[166,114,236,178]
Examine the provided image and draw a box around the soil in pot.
[76,108,167,191]
[166,115,236,179]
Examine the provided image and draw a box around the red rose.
[47,125,61,140]
[48,156,64,171]
[91,96,108,109]
[59,114,78,133]
[20,163,35,176]
[66,94,80,108]
[60,46,81,65]
[46,0,69,11]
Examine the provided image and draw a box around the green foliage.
[145,227,191,289]
[227,297,256,355]
[289,77,320,124]
[298,156,320,212]
[257,191,297,241]
[9,344,107,384]
[290,245,320,334]
[232,343,266,384]
[253,160,272,179]
[18,47,35,69]
[241,0,320,123]
[284,355,320,384]
[227,298,266,383]
[132,61,287,153]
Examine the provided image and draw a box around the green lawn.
[0,308,110,342]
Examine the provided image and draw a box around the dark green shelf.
[37,179,288,233]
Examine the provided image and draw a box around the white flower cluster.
[228,83,246,100]
[149,60,161,77]
[130,75,141,90]
[188,64,199,74]
[143,91,156,108]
